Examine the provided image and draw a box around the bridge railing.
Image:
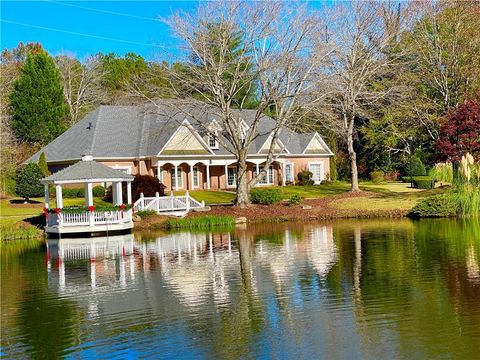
[133,192,204,214]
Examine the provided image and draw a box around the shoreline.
[135,191,409,231]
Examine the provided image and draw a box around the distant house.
[27,103,334,191]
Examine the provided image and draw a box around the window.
[208,132,219,149]
[309,163,323,185]
[227,166,236,187]
[170,168,183,188]
[253,166,274,185]
[193,167,199,188]
[111,165,132,174]
[240,121,249,141]
[284,163,294,183]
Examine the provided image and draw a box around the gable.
[160,125,210,155]
[304,135,330,155]
[258,135,287,154]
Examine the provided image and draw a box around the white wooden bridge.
[133,191,205,216]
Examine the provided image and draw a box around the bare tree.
[56,54,105,126]
[131,2,331,206]
[409,0,480,113]
[319,2,406,191]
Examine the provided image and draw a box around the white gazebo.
[41,155,134,236]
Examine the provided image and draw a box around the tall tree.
[155,2,330,206]
[10,51,67,145]
[320,2,405,191]
[56,54,106,126]
[405,1,480,113]
[187,22,258,109]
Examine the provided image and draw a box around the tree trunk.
[235,153,250,207]
[347,119,360,192]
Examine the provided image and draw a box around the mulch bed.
[188,191,407,223]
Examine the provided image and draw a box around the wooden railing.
[47,210,132,227]
[133,192,204,214]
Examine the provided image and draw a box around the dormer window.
[240,120,249,141]
[209,131,219,149]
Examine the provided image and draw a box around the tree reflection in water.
[0,219,479,358]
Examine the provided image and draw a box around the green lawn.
[174,182,351,203]
[333,183,445,211]
[264,182,351,199]
[173,190,236,204]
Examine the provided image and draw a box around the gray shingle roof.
[27,101,332,164]
[42,160,134,183]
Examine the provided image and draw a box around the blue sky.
[1,1,197,60]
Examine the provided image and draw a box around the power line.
[43,0,160,22]
[1,19,173,49]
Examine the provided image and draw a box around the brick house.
[27,104,334,191]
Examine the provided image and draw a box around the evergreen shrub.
[250,188,282,205]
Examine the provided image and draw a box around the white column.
[256,164,260,186]
[157,165,161,182]
[55,185,63,208]
[282,161,286,186]
[112,181,118,205]
[127,182,132,204]
[206,164,211,189]
[174,165,179,191]
[224,164,228,188]
[44,184,50,209]
[115,182,123,205]
[86,182,94,227]
[85,182,93,206]
[190,164,194,190]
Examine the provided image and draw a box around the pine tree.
[15,163,45,201]
[10,51,68,145]
[38,152,50,176]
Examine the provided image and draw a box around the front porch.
[155,160,292,192]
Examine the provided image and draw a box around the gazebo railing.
[47,210,132,228]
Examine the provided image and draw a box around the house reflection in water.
[45,224,336,315]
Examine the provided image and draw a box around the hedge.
[401,176,435,189]
[62,186,105,198]
[413,176,435,189]
[250,188,282,205]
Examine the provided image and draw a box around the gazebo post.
[127,182,132,205]
[126,181,132,221]
[55,184,63,227]
[85,182,94,227]
[44,184,50,209]
[55,184,63,208]
[116,182,123,205]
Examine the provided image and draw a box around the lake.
[1,219,479,359]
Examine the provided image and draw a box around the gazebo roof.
[41,157,134,184]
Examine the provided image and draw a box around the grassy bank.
[1,182,445,235]
[165,215,234,229]
[1,221,43,241]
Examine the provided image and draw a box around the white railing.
[133,191,204,214]
[46,210,132,227]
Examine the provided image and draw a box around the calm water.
[1,219,479,359]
